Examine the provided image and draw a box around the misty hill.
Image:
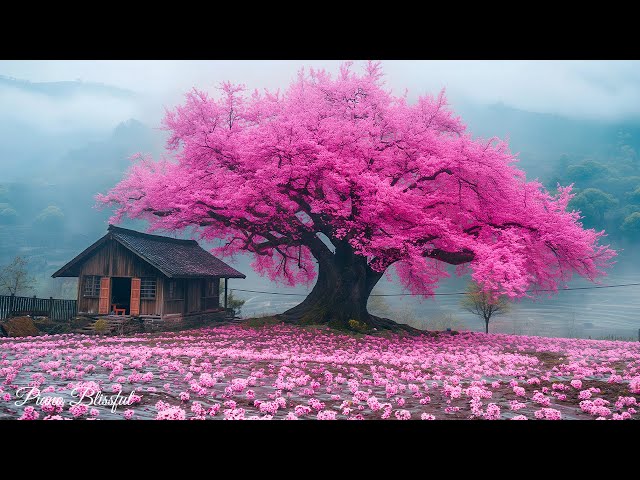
[0,119,166,293]
[458,102,640,180]
[0,75,135,99]
[0,75,141,182]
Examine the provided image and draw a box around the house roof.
[52,225,246,279]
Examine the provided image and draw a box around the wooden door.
[98,277,111,314]
[130,277,141,316]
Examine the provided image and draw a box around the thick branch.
[425,248,475,265]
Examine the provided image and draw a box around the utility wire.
[231,282,640,297]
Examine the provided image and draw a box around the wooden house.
[52,225,245,320]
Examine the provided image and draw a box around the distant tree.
[460,281,510,334]
[621,212,640,234]
[628,187,640,204]
[0,256,36,296]
[569,188,618,227]
[34,205,64,229]
[566,160,610,184]
[0,203,18,225]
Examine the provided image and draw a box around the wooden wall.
[77,239,163,315]
[162,278,220,315]
[186,279,202,314]
[79,240,160,278]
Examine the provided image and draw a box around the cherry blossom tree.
[98,62,615,331]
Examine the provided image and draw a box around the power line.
[231,289,309,296]
[231,282,640,297]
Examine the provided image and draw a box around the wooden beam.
[224,278,228,310]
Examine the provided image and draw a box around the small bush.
[93,319,109,334]
[348,319,369,332]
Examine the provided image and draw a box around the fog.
[1,60,639,339]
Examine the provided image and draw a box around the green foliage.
[545,138,640,243]
[219,280,246,316]
[621,212,640,233]
[93,318,109,334]
[227,292,245,316]
[566,160,610,183]
[568,188,618,227]
[348,319,369,332]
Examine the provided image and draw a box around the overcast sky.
[2,60,640,128]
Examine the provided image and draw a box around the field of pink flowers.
[1,324,639,420]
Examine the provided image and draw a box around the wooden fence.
[0,294,77,321]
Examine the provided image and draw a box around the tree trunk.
[485,317,489,334]
[277,243,419,333]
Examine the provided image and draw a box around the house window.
[168,280,183,300]
[140,278,156,299]
[83,276,101,297]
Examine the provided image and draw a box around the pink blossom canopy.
[98,61,615,298]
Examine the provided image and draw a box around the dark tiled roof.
[52,225,245,279]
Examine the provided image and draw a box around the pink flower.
[123,409,134,420]
[570,379,582,389]
[179,391,190,402]
[156,406,186,420]
[420,413,436,420]
[294,405,312,416]
[513,386,526,397]
[317,410,337,420]
[19,406,39,420]
[483,403,501,420]
[532,392,551,407]
[510,415,528,420]
[578,390,592,400]
[394,409,411,420]
[533,408,561,420]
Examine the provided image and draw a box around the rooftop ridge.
[108,224,198,245]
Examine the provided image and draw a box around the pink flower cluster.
[533,408,562,420]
